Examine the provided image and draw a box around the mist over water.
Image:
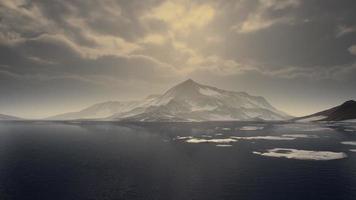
[0,121,356,200]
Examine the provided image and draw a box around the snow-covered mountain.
[0,114,21,120]
[48,79,290,121]
[294,100,356,122]
[112,79,290,121]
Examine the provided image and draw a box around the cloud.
[232,0,301,33]
[1,0,355,81]
[140,34,167,45]
[0,0,180,82]
[145,0,215,34]
[245,62,356,82]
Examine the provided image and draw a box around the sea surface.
[0,121,356,200]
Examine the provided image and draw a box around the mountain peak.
[170,79,201,91]
[342,100,356,106]
[180,78,199,86]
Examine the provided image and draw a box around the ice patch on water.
[349,149,356,152]
[275,124,333,132]
[341,141,356,146]
[341,119,356,123]
[231,136,295,141]
[282,134,319,138]
[186,138,237,144]
[176,136,193,140]
[216,144,232,147]
[240,126,264,131]
[253,148,347,160]
[215,127,232,131]
[302,127,333,131]
[215,133,223,136]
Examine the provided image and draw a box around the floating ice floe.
[231,136,295,141]
[215,133,223,136]
[186,138,237,144]
[302,127,334,131]
[349,149,356,152]
[281,134,319,138]
[176,136,193,140]
[341,119,356,123]
[275,124,333,132]
[253,148,347,160]
[216,144,232,147]
[344,129,355,132]
[215,127,232,131]
[239,126,264,131]
[341,141,356,146]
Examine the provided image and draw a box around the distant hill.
[0,114,21,120]
[46,101,144,120]
[295,100,356,122]
[48,79,291,122]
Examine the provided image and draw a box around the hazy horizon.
[1,0,356,119]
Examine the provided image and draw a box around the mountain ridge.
[0,113,21,120]
[294,100,356,122]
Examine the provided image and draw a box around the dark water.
[0,121,356,200]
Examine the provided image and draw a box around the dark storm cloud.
[208,0,356,69]
[0,0,356,118]
[26,0,166,41]
[0,34,177,83]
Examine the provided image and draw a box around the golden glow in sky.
[147,1,215,33]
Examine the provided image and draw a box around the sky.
[0,0,356,119]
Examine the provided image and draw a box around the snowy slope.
[111,79,291,121]
[47,101,140,120]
